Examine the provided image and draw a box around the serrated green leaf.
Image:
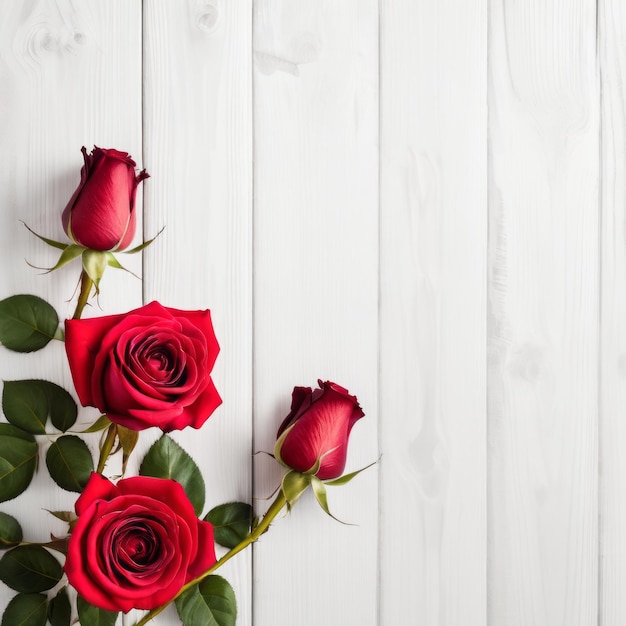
[1,592,47,626]
[79,415,111,433]
[45,435,93,493]
[0,512,22,550]
[0,424,38,503]
[48,588,71,626]
[281,471,311,509]
[175,575,237,626]
[76,595,118,626]
[0,295,59,352]
[139,435,205,515]
[3,380,77,434]
[204,503,252,549]
[0,545,63,592]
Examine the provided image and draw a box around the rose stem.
[96,424,118,474]
[72,270,93,319]
[133,489,289,626]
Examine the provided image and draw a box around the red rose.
[274,380,364,480]
[62,146,149,251]
[65,473,216,612]
[65,301,221,431]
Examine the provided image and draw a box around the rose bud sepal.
[280,470,312,511]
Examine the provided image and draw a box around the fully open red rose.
[274,380,364,480]
[65,473,216,612]
[65,301,221,431]
[62,145,149,251]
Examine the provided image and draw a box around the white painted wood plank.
[252,1,379,625]
[379,1,488,625]
[0,0,143,618]
[599,1,626,623]
[140,1,253,624]
[488,1,599,623]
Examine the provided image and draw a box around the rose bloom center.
[111,520,162,573]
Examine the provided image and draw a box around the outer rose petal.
[74,471,119,516]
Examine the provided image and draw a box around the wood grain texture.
[379,1,488,624]
[488,1,599,624]
[252,1,379,624]
[140,0,253,624]
[0,0,143,617]
[599,1,626,623]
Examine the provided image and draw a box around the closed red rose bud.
[275,380,364,480]
[62,146,149,251]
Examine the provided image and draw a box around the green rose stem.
[96,424,118,474]
[133,488,289,626]
[72,270,93,319]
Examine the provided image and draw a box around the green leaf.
[0,424,38,503]
[281,471,311,509]
[139,435,205,515]
[76,595,118,626]
[48,588,71,626]
[0,512,22,550]
[175,575,237,626]
[80,415,111,433]
[0,545,63,592]
[1,593,47,626]
[204,503,252,549]
[0,295,59,352]
[3,380,77,434]
[46,435,93,493]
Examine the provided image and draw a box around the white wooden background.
[0,1,621,625]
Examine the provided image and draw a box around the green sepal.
[39,244,85,273]
[105,253,140,280]
[123,226,165,254]
[324,459,379,486]
[2,593,48,626]
[76,595,118,626]
[204,502,253,549]
[116,425,139,476]
[21,222,68,251]
[79,415,111,433]
[310,476,354,525]
[280,471,311,509]
[0,512,23,550]
[175,574,237,626]
[81,249,108,293]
